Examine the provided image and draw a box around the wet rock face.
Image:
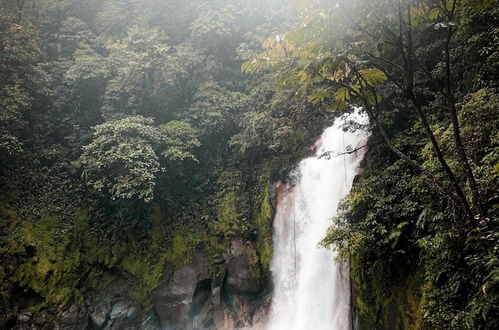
[55,304,88,330]
[92,299,140,329]
[63,281,142,330]
[215,240,268,329]
[47,242,268,330]
[87,281,142,329]
[225,240,262,295]
[151,247,212,329]
[17,309,53,330]
[152,263,199,327]
[151,241,267,329]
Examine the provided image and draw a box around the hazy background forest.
[0,0,497,329]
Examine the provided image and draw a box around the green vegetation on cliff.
[0,0,328,327]
[244,0,498,328]
[1,0,497,328]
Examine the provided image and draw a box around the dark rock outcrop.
[151,248,211,329]
[225,240,262,295]
[46,241,270,330]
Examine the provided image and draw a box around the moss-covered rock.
[251,168,274,274]
[351,253,424,330]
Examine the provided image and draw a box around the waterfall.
[265,110,369,330]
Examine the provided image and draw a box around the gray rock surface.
[225,240,262,294]
[42,243,268,330]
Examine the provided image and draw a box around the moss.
[207,169,250,257]
[121,251,166,302]
[207,234,226,259]
[351,250,424,329]
[245,242,262,284]
[350,254,392,328]
[166,227,206,266]
[0,207,168,317]
[207,190,239,257]
[116,208,195,303]
[251,169,274,273]
[393,273,424,329]
[214,190,247,237]
[10,214,85,310]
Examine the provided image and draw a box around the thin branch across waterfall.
[318,144,367,159]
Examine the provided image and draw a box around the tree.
[242,0,496,221]
[186,81,244,139]
[190,7,238,51]
[101,25,202,121]
[0,0,44,165]
[79,116,199,202]
[159,120,201,162]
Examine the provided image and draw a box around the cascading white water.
[265,110,369,330]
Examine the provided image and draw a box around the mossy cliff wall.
[351,253,424,330]
[0,164,277,329]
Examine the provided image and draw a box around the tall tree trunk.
[444,25,484,216]
[406,88,473,219]
[395,2,474,220]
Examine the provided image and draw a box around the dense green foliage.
[243,0,498,328]
[0,0,330,327]
[79,116,200,202]
[1,0,497,328]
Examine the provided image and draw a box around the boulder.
[84,280,142,330]
[225,240,262,294]
[55,304,88,330]
[151,248,211,328]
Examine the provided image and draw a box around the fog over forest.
[0,0,497,329]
